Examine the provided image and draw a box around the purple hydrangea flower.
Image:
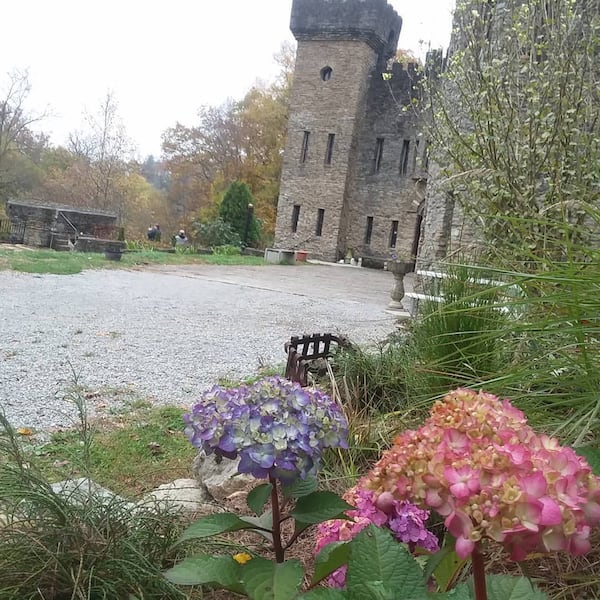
[315,487,439,588]
[184,376,348,481]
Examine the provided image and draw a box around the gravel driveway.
[0,263,398,430]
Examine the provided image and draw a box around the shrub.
[212,244,242,256]
[0,412,190,599]
[192,217,241,248]
[219,181,260,246]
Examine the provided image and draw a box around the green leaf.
[164,554,244,593]
[240,511,274,543]
[424,543,467,592]
[248,483,273,515]
[433,584,472,599]
[282,476,318,499]
[177,513,252,543]
[348,581,396,600]
[311,541,351,585]
[241,556,304,600]
[290,491,353,525]
[485,575,548,600]
[574,445,600,475]
[298,589,346,600]
[346,525,427,598]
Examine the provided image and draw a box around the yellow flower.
[233,552,252,565]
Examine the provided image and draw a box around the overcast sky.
[1,0,455,158]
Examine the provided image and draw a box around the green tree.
[427,0,600,266]
[219,180,260,246]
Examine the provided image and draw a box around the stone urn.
[388,260,411,312]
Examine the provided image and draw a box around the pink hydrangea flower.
[315,486,439,587]
[360,389,600,561]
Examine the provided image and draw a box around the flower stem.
[269,474,285,563]
[472,544,488,600]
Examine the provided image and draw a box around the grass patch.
[0,411,197,600]
[0,247,267,274]
[29,403,197,498]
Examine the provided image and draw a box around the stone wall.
[274,39,383,261]
[6,201,118,249]
[347,61,427,261]
[274,0,431,263]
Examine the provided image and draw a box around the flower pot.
[104,250,122,261]
[295,250,308,262]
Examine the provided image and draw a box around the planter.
[388,260,411,276]
[295,250,308,262]
[104,250,123,261]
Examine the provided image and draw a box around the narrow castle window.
[315,209,325,236]
[374,138,384,173]
[412,139,421,173]
[389,220,399,248]
[423,140,430,172]
[325,134,335,165]
[292,204,301,232]
[365,216,374,245]
[399,139,410,175]
[320,66,333,81]
[300,131,310,163]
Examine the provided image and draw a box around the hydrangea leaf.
[241,556,304,600]
[298,589,346,599]
[433,584,471,599]
[291,491,353,525]
[247,483,273,515]
[484,575,548,600]
[423,541,467,592]
[347,581,400,600]
[282,475,318,499]
[311,541,351,585]
[164,554,244,593]
[240,511,274,543]
[177,513,252,542]
[345,525,426,598]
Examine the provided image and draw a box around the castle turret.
[274,0,402,261]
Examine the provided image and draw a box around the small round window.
[320,66,333,81]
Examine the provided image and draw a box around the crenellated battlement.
[290,0,401,60]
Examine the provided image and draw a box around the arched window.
[320,66,333,81]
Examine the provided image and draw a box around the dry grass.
[480,529,600,599]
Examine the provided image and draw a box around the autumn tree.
[161,42,294,241]
[428,0,600,265]
[0,70,47,205]
[67,92,134,217]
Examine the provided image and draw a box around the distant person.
[147,224,161,242]
[174,229,189,246]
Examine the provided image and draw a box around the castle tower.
[274,0,402,262]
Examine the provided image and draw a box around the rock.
[143,478,217,515]
[192,453,255,503]
[50,477,133,510]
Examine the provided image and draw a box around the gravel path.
[0,263,398,430]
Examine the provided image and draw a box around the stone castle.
[274,0,429,264]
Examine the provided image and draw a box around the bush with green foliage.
[219,181,260,246]
[192,217,242,248]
